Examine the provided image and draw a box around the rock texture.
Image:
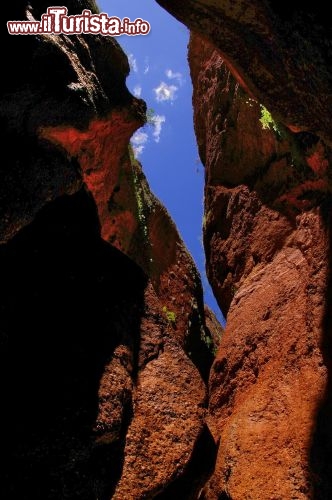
[156,0,332,145]
[2,0,140,243]
[189,32,332,500]
[4,0,332,498]
[1,2,218,499]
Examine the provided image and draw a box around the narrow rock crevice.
[4,0,332,497]
[154,425,217,500]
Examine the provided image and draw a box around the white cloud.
[150,114,166,143]
[132,145,144,156]
[165,69,184,85]
[153,81,178,102]
[128,53,138,73]
[144,57,149,74]
[131,131,148,146]
[133,85,142,97]
[131,130,148,157]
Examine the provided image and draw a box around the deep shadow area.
[310,196,332,499]
[0,188,147,500]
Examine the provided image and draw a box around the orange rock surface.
[189,33,332,499]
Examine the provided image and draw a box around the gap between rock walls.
[98,0,227,329]
[3,1,332,499]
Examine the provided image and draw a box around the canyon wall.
[189,33,331,500]
[1,1,218,498]
[3,0,332,498]
[160,0,329,497]
[156,0,332,145]
[154,0,332,497]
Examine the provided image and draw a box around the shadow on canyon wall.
[310,196,332,499]
[0,188,147,500]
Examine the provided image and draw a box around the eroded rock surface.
[1,2,218,498]
[189,32,332,500]
[4,0,332,497]
[157,0,332,145]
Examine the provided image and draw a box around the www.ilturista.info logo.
[7,6,151,36]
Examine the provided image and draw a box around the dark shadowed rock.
[1,1,220,498]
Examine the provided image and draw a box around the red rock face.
[40,114,215,374]
[5,0,332,497]
[1,0,140,244]
[1,2,220,498]
[38,107,216,499]
[189,33,332,499]
[41,112,141,251]
[156,0,332,145]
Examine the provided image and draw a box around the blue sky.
[98,0,225,326]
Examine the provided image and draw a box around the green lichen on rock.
[259,105,280,135]
[162,306,177,325]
